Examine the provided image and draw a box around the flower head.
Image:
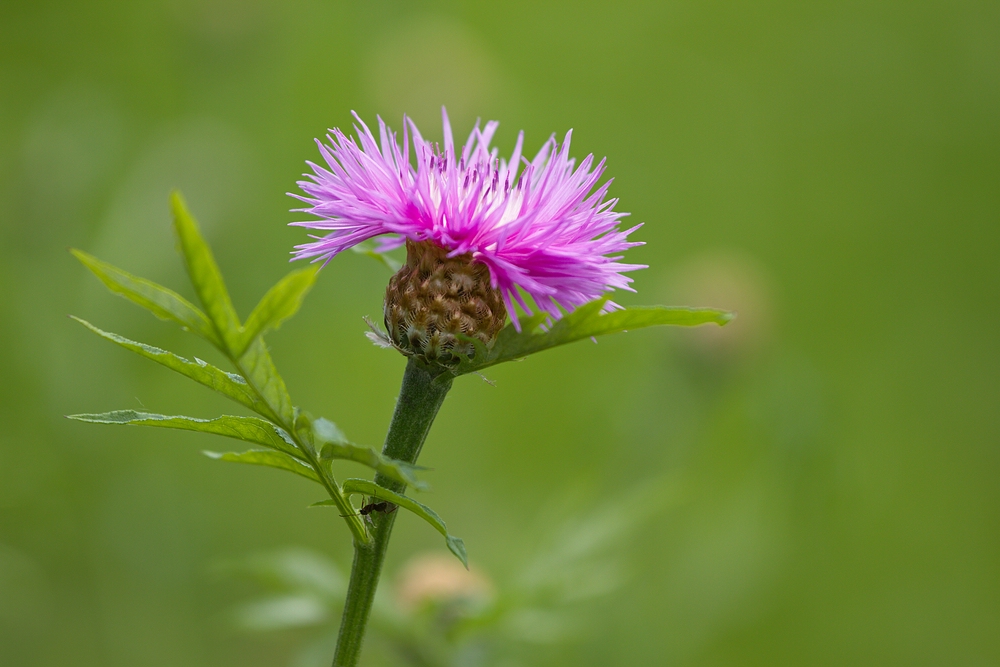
[290,109,645,329]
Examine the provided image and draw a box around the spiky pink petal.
[290,109,645,327]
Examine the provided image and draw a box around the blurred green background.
[1,0,998,665]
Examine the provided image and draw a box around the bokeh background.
[1,1,998,665]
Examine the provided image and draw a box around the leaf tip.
[170,191,196,232]
[718,310,737,326]
[65,412,109,423]
[446,535,469,569]
[69,248,102,273]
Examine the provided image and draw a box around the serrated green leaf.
[350,239,402,272]
[171,191,242,352]
[71,249,221,346]
[204,449,320,483]
[235,266,318,358]
[320,479,467,568]
[67,410,301,459]
[237,338,295,426]
[454,298,734,375]
[72,317,280,423]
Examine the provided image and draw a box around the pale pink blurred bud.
[395,552,494,613]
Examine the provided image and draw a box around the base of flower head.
[384,240,507,365]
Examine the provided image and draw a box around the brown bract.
[384,240,507,364]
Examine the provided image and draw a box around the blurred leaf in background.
[223,478,678,667]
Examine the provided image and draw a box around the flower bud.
[396,552,493,613]
[384,240,507,363]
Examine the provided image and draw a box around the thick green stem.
[331,358,453,667]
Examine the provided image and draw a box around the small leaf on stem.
[204,449,321,483]
[235,266,318,358]
[317,478,467,568]
[318,442,428,490]
[297,415,429,489]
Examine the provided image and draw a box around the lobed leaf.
[321,479,467,568]
[71,249,221,346]
[170,191,242,352]
[72,317,280,423]
[235,266,319,359]
[204,449,320,483]
[67,410,301,459]
[453,298,734,376]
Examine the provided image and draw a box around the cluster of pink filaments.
[290,109,645,327]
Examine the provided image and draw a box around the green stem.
[331,357,453,667]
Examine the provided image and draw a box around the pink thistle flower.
[290,109,645,328]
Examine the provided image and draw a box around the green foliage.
[71,192,723,582]
[203,450,321,483]
[318,443,429,491]
[70,249,222,347]
[311,417,347,445]
[452,297,734,376]
[71,317,279,422]
[236,266,318,358]
[295,414,429,489]
[68,192,453,548]
[67,410,301,458]
[220,548,347,632]
[238,338,296,426]
[228,479,674,667]
[316,478,468,568]
[170,192,243,350]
